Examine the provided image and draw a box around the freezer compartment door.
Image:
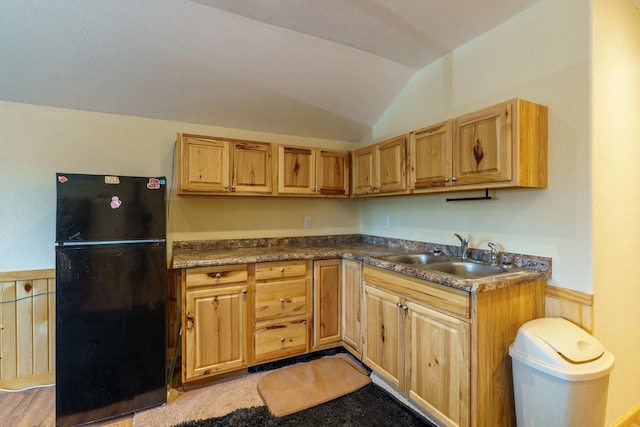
[56,173,166,243]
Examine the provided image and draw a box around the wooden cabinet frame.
[361,265,545,427]
[409,98,547,194]
[177,133,273,195]
[352,134,408,196]
[277,146,350,197]
[182,264,253,383]
[254,260,312,363]
[312,259,343,349]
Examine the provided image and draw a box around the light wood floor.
[0,386,133,427]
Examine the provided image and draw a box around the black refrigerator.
[55,173,167,427]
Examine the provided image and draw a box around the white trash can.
[509,317,614,427]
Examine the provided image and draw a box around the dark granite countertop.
[171,234,551,293]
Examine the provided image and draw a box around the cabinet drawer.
[255,318,307,362]
[363,266,470,318]
[255,279,307,320]
[255,260,307,281]
[185,265,248,288]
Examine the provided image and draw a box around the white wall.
[0,101,359,271]
[360,0,592,294]
[363,0,640,422]
[592,0,640,423]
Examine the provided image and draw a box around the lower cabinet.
[312,259,342,349]
[182,265,251,382]
[362,265,544,427]
[182,259,544,427]
[254,260,312,363]
[405,300,470,427]
[363,285,403,389]
[341,259,362,356]
[362,283,470,427]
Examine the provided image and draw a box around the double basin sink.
[374,252,520,279]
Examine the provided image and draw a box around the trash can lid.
[509,318,614,380]
[521,317,604,363]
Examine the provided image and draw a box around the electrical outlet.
[382,215,389,228]
[303,216,312,228]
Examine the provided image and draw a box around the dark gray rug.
[173,383,435,426]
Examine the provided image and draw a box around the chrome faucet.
[454,234,469,259]
[488,242,499,266]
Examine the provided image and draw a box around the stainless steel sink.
[376,253,450,265]
[425,260,509,279]
[374,253,519,279]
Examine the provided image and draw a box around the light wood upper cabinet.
[177,133,273,195]
[232,140,273,194]
[182,265,251,382]
[277,146,350,197]
[352,135,408,196]
[410,121,453,190]
[452,101,512,186]
[179,135,230,193]
[410,98,547,193]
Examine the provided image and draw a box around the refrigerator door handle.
[56,239,166,247]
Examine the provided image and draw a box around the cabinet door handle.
[242,289,247,294]
[451,176,457,182]
[280,298,286,303]
[444,177,450,182]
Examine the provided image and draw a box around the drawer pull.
[242,289,247,294]
[280,298,285,303]
[280,337,285,342]
[279,268,285,273]
[207,272,223,279]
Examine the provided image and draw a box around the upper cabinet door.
[352,145,377,195]
[452,102,512,186]
[277,146,350,197]
[352,134,408,196]
[377,135,407,193]
[316,149,349,196]
[278,146,315,195]
[231,141,273,194]
[410,122,452,190]
[178,135,230,194]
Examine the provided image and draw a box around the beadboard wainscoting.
[545,283,594,332]
[0,269,56,388]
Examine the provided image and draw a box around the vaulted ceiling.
[0,0,542,142]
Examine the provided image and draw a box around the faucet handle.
[454,233,469,259]
[487,242,499,265]
[454,233,468,244]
